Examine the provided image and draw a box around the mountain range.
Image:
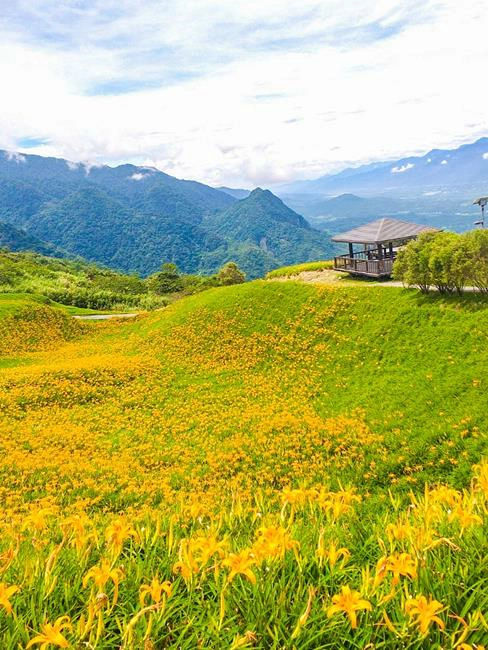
[278,137,488,198]
[0,150,333,278]
[268,137,488,234]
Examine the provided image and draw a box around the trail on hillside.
[270,269,482,290]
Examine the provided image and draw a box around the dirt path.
[270,270,482,292]
[72,313,140,320]
[270,269,403,287]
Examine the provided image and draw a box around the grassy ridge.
[0,282,486,647]
[0,251,167,311]
[265,260,334,278]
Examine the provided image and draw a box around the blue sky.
[1,0,487,186]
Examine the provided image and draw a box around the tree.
[428,231,466,294]
[464,229,488,292]
[393,231,437,292]
[393,229,487,295]
[216,261,246,286]
[146,262,184,294]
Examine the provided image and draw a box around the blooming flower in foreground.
[83,560,124,605]
[327,585,372,628]
[405,595,445,635]
[0,582,19,614]
[139,578,172,606]
[105,518,137,554]
[252,525,299,561]
[316,539,350,569]
[222,549,257,584]
[192,534,228,565]
[375,552,417,586]
[26,615,71,649]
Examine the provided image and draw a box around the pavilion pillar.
[348,243,354,258]
[388,242,393,257]
[377,244,383,259]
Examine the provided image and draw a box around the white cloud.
[483,152,488,160]
[391,162,415,173]
[130,172,150,181]
[82,162,105,175]
[4,150,26,163]
[1,0,488,186]
[441,159,448,165]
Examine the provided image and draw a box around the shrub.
[146,262,184,294]
[393,229,487,294]
[216,261,246,286]
[466,229,488,292]
[393,231,437,292]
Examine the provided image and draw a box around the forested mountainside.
[0,220,64,257]
[0,151,334,278]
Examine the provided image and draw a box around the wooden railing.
[333,250,395,277]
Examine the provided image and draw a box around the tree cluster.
[146,261,246,295]
[393,229,488,293]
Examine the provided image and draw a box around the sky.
[1,0,488,187]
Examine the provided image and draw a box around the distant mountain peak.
[278,135,488,197]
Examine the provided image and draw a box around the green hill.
[0,250,167,311]
[0,220,64,257]
[0,150,334,277]
[201,188,335,277]
[0,281,487,648]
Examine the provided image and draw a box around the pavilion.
[332,218,438,278]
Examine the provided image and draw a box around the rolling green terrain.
[0,279,486,647]
[0,250,165,311]
[0,151,334,278]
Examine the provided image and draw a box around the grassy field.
[0,282,487,648]
[265,260,334,278]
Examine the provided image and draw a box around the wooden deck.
[333,250,394,277]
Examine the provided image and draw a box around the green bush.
[466,229,488,292]
[146,262,184,294]
[216,261,246,286]
[266,259,334,278]
[393,229,488,293]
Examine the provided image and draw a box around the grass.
[0,250,169,312]
[0,292,106,317]
[266,259,334,278]
[0,281,486,648]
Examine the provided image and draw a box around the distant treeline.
[393,229,488,293]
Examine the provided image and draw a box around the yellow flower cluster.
[0,287,486,647]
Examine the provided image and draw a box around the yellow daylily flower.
[327,585,372,629]
[405,595,445,635]
[316,538,350,569]
[222,549,257,584]
[252,525,299,561]
[139,578,172,606]
[105,518,137,554]
[0,582,19,615]
[26,615,71,649]
[83,560,124,606]
[375,552,417,586]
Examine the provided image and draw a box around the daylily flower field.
[0,282,487,648]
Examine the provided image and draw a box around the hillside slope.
[0,220,64,257]
[3,281,486,494]
[0,150,334,277]
[0,282,487,647]
[201,188,335,277]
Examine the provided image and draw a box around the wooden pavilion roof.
[331,218,438,245]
